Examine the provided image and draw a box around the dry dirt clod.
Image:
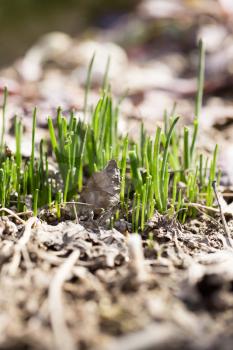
[0,216,18,237]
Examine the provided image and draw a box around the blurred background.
[1,0,233,181]
[0,0,139,66]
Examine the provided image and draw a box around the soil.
[0,211,233,350]
[1,1,233,349]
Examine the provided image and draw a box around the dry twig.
[212,181,233,249]
[0,207,26,224]
[49,250,80,350]
[8,216,39,275]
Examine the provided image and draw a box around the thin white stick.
[49,250,80,350]
[212,181,233,249]
[0,208,26,224]
[8,216,38,275]
[72,200,79,224]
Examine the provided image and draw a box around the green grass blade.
[33,189,39,216]
[183,126,190,170]
[30,107,37,192]
[190,118,199,163]
[129,149,143,193]
[120,136,128,208]
[160,117,179,206]
[64,168,71,202]
[15,116,22,168]
[152,127,162,211]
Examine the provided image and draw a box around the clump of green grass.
[0,40,219,231]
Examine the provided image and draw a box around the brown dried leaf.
[80,160,121,211]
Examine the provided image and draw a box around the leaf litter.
[1,184,233,349]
